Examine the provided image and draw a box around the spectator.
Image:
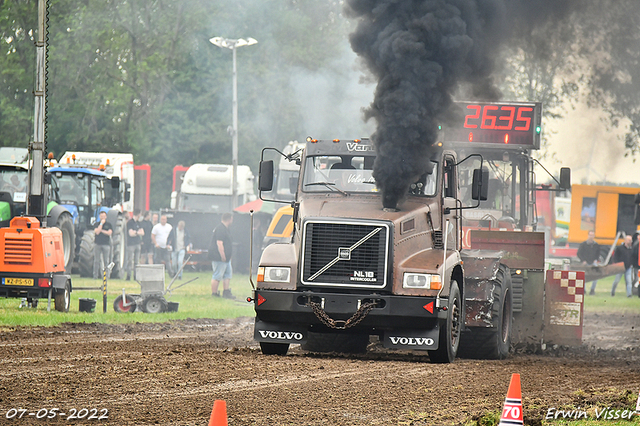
[167,220,191,279]
[610,235,637,297]
[151,214,173,276]
[139,211,154,264]
[209,212,235,299]
[577,230,602,295]
[152,213,159,226]
[93,211,113,279]
[125,209,144,281]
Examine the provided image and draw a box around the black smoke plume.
[345,0,579,209]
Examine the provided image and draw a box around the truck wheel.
[458,265,512,360]
[54,280,71,312]
[428,280,461,363]
[302,332,369,354]
[77,230,95,277]
[260,342,290,355]
[141,296,167,314]
[113,294,137,313]
[55,213,75,274]
[110,213,126,279]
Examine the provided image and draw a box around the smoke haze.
[345,0,580,209]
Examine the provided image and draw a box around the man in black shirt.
[125,209,144,280]
[209,212,235,299]
[93,211,113,279]
[611,235,636,297]
[577,230,601,295]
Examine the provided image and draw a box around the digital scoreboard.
[444,101,542,150]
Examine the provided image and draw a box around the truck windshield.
[302,155,438,197]
[180,193,233,212]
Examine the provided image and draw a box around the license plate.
[4,277,34,286]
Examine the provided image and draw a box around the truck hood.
[298,195,436,224]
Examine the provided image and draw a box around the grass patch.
[582,275,640,313]
[0,270,255,327]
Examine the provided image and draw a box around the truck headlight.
[258,266,291,283]
[403,273,442,290]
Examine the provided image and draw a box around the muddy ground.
[0,311,638,426]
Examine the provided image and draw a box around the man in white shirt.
[151,214,173,276]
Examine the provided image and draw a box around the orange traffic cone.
[208,400,228,426]
[498,373,523,426]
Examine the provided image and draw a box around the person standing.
[209,213,235,299]
[611,235,636,297]
[151,214,173,276]
[93,211,113,279]
[577,230,602,295]
[167,220,191,279]
[139,211,154,264]
[125,209,144,280]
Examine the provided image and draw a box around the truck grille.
[301,220,390,288]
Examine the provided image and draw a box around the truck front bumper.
[254,289,448,350]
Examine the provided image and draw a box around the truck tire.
[109,213,126,279]
[141,296,167,314]
[54,213,75,274]
[302,332,369,354]
[113,294,137,313]
[76,230,95,278]
[428,280,461,363]
[458,265,512,360]
[54,280,71,312]
[260,342,290,355]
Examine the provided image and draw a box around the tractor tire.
[54,280,71,312]
[428,280,462,363]
[113,294,137,313]
[302,332,369,354]
[260,342,290,355]
[141,296,167,314]
[77,230,95,278]
[54,213,75,274]
[458,265,513,360]
[109,213,126,279]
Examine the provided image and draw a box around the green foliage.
[0,0,350,209]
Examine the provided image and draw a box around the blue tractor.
[49,166,126,278]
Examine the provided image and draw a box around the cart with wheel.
[113,263,197,313]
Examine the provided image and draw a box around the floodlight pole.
[209,37,257,209]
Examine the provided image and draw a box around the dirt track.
[0,312,638,425]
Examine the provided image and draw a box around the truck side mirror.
[471,168,488,201]
[124,183,131,202]
[259,160,274,192]
[111,176,120,189]
[289,176,298,195]
[559,167,571,190]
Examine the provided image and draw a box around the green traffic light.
[536,126,541,134]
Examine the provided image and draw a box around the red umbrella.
[234,198,275,214]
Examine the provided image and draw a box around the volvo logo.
[389,336,435,346]
[338,247,351,260]
[346,142,375,152]
[258,330,304,341]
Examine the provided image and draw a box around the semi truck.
[170,163,255,212]
[254,136,487,362]
[252,101,573,362]
[163,163,257,272]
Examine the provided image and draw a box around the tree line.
[1,0,640,207]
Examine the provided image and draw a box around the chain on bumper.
[306,299,377,330]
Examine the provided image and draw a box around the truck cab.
[253,137,486,362]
